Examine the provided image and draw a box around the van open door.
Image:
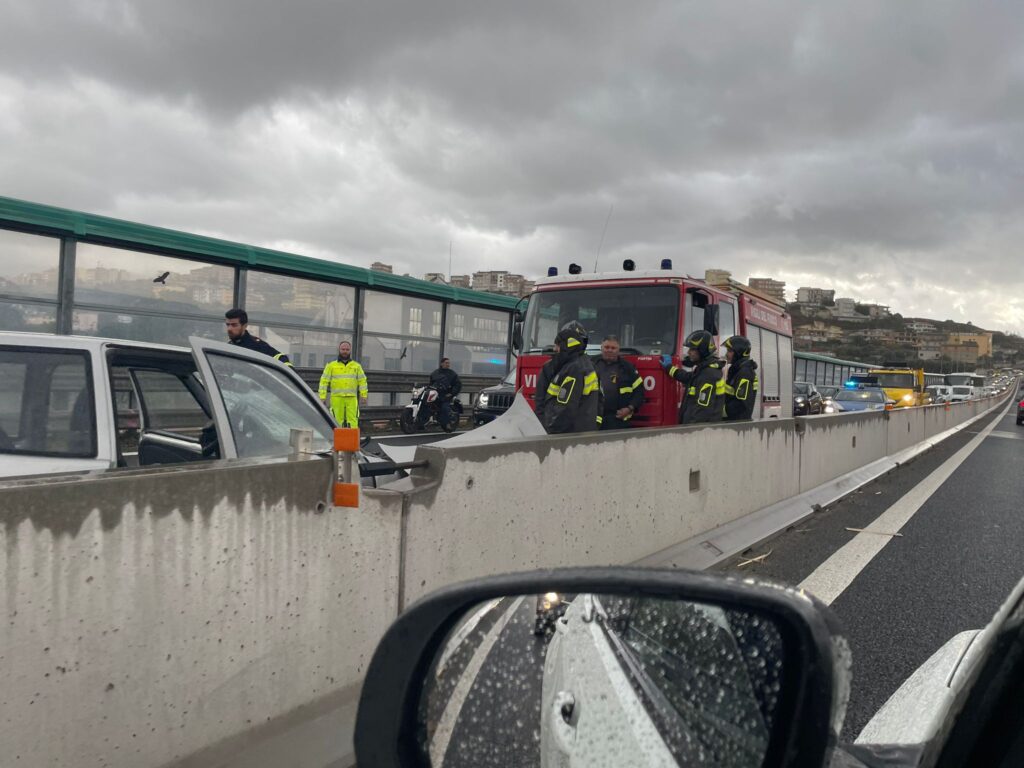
[188,337,337,460]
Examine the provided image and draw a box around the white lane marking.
[986,430,1024,440]
[429,597,525,765]
[800,399,1014,606]
[435,598,502,679]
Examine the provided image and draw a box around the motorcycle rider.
[722,335,759,421]
[417,357,462,430]
[594,335,644,430]
[540,321,602,434]
[661,330,725,424]
[318,341,368,428]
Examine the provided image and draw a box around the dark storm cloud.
[1,0,1023,330]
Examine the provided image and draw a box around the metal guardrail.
[293,368,502,428]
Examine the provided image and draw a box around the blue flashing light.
[547,267,558,277]
[488,358,504,365]
[660,259,673,270]
[844,380,857,389]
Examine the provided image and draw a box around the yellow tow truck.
[868,365,929,407]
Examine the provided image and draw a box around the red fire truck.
[513,261,794,425]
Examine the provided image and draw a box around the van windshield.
[874,373,916,389]
[523,286,680,355]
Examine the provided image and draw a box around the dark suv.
[472,368,517,426]
[793,381,824,415]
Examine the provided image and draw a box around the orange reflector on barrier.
[333,482,359,508]
[334,427,360,452]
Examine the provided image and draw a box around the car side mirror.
[512,323,524,353]
[354,567,847,767]
[704,304,720,335]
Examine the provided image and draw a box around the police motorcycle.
[399,382,463,434]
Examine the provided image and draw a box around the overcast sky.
[2,1,1022,331]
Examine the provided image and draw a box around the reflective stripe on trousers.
[330,395,360,427]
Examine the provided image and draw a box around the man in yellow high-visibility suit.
[318,340,368,428]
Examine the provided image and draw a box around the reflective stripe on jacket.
[669,358,724,424]
[594,357,645,419]
[723,358,759,421]
[318,359,368,399]
[541,352,602,434]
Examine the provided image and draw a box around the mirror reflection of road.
[425,597,547,767]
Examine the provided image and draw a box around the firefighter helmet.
[684,330,716,359]
[724,335,752,358]
[555,321,589,351]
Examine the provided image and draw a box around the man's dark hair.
[225,308,248,324]
[441,357,451,363]
[603,335,619,343]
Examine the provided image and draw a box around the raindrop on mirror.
[417,592,788,767]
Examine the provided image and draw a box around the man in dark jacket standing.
[224,308,292,366]
[594,335,644,430]
[722,335,759,421]
[540,322,602,434]
[661,330,724,424]
[418,357,462,429]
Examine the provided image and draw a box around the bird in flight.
[153,271,170,284]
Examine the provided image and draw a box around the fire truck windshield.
[523,285,680,355]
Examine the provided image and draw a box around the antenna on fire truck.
[593,203,614,272]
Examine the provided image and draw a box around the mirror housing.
[354,567,847,768]
[704,304,720,335]
[512,323,524,353]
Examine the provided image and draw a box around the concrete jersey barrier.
[397,392,1009,605]
[0,456,402,768]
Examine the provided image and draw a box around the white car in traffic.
[0,331,382,482]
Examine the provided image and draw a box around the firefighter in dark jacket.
[224,308,292,366]
[540,321,602,434]
[660,330,724,424]
[594,335,644,430]
[722,335,759,421]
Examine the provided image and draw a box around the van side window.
[132,370,209,434]
[0,347,96,457]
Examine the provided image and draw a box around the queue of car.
[800,371,1021,416]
